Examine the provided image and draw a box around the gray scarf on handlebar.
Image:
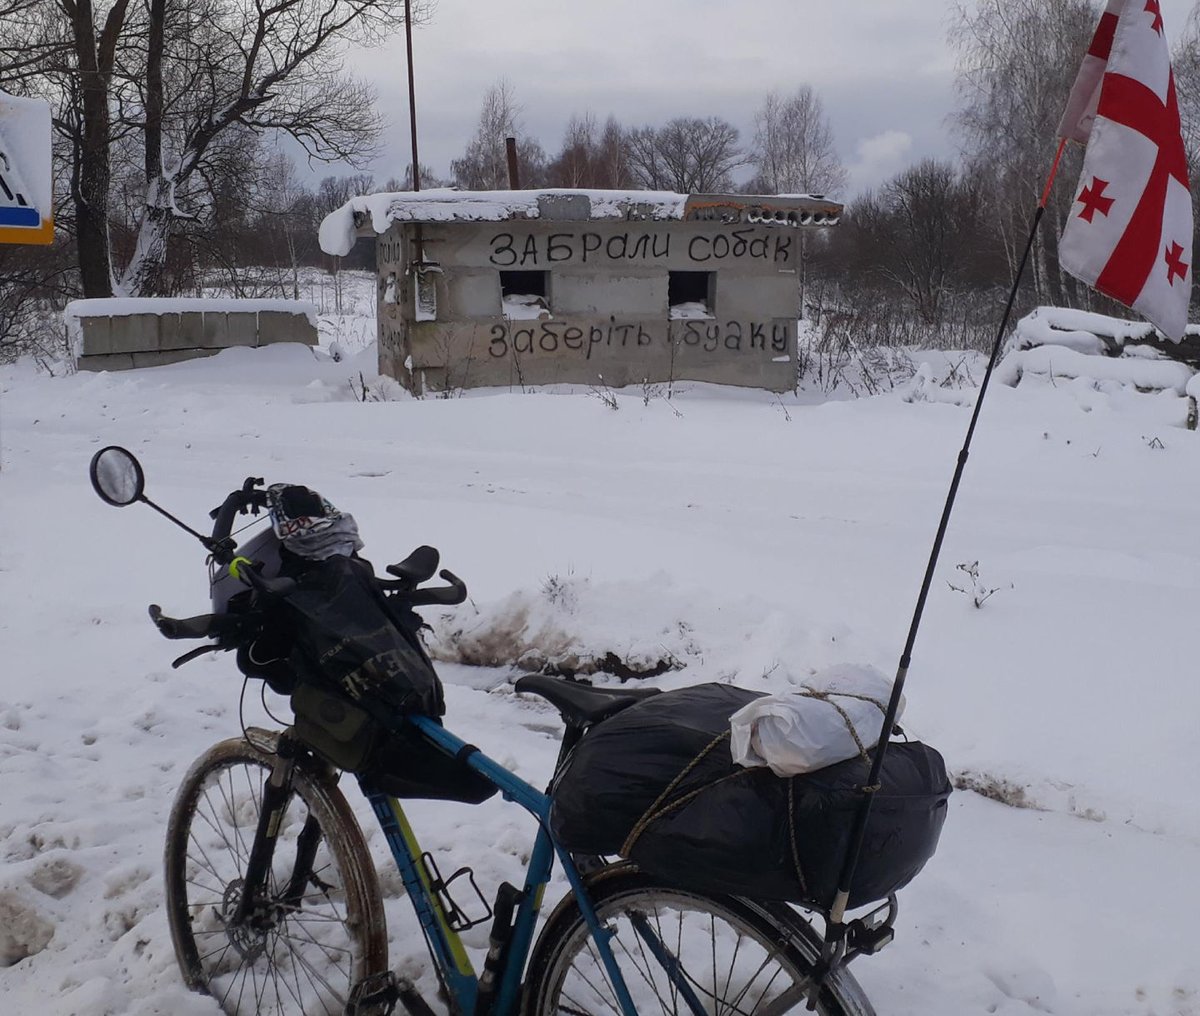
[281,513,365,561]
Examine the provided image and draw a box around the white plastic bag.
[729,664,902,776]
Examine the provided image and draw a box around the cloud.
[846,130,914,195]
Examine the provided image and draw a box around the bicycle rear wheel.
[164,734,388,1016]
[525,865,874,1016]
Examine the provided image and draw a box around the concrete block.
[447,272,501,319]
[76,352,135,372]
[179,312,205,347]
[258,311,317,346]
[202,312,228,348]
[131,348,216,368]
[537,193,591,221]
[553,273,666,317]
[157,312,182,349]
[224,311,257,347]
[110,314,161,354]
[77,316,113,356]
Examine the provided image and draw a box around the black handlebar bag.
[281,554,445,718]
[267,555,495,804]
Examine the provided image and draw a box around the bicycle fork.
[230,735,320,930]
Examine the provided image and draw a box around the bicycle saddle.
[514,675,661,728]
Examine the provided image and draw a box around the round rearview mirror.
[89,446,145,507]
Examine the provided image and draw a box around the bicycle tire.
[524,864,874,1016]
[164,733,388,1016]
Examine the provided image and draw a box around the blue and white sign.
[0,91,53,244]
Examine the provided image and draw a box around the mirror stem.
[139,496,227,556]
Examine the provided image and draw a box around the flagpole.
[809,139,1071,999]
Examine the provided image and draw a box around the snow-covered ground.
[2,308,1200,1015]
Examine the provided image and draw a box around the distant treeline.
[3,0,1200,361]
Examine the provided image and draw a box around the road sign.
[0,91,53,245]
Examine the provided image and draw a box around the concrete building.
[318,189,841,395]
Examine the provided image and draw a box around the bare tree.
[0,0,428,298]
[381,164,449,191]
[548,112,599,188]
[1176,6,1200,158]
[751,86,847,197]
[595,115,633,188]
[1172,3,1200,320]
[838,160,996,326]
[451,79,546,190]
[949,0,1098,307]
[626,117,746,193]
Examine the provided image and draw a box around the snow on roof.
[317,188,842,257]
[64,297,318,327]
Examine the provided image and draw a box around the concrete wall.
[376,220,805,394]
[72,304,317,371]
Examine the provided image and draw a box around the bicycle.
[88,446,879,1016]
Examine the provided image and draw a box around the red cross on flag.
[1057,0,1193,340]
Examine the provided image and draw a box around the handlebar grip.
[149,604,225,640]
[404,569,468,607]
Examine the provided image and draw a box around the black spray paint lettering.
[489,320,785,358]
[488,231,675,266]
[491,319,654,359]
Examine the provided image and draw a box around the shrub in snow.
[947,561,1009,608]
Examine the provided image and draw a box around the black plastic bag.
[550,683,951,910]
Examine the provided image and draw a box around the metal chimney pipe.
[404,0,421,192]
[505,136,521,189]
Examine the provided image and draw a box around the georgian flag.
[1058,0,1193,341]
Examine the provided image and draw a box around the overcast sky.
[340,0,1197,200]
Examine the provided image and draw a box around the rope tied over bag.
[790,686,890,765]
[621,730,752,856]
[621,687,893,861]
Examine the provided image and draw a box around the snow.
[3,310,1200,1014]
[501,292,550,320]
[1009,305,1200,355]
[996,344,1195,393]
[668,301,712,320]
[318,188,690,257]
[64,298,319,327]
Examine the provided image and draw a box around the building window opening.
[669,271,715,319]
[500,270,550,319]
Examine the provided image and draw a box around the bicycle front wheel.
[525,865,874,1016]
[164,734,388,1016]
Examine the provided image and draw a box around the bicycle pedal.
[345,970,400,1016]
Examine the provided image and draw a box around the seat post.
[552,722,587,776]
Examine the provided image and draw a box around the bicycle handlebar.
[207,478,268,562]
[405,569,468,607]
[378,568,467,606]
[149,604,246,640]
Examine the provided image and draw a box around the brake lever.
[171,645,225,669]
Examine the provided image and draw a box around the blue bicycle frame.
[358,714,644,1016]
